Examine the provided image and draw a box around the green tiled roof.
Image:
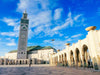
[9,50,17,53]
[9,45,56,53]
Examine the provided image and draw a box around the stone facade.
[17,10,29,59]
[0,48,56,65]
[50,26,100,70]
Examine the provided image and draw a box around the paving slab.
[0,66,100,75]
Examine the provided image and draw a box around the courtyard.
[0,66,100,75]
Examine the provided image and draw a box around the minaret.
[17,10,29,59]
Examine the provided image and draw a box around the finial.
[65,43,70,46]
[85,26,96,31]
[24,9,27,13]
[57,49,60,52]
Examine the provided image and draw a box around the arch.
[82,44,93,68]
[70,50,74,66]
[13,60,15,64]
[21,60,23,64]
[11,60,13,65]
[20,60,21,64]
[23,60,24,64]
[25,60,27,64]
[2,59,4,65]
[75,48,81,66]
[24,60,26,64]
[55,56,58,65]
[64,53,67,66]
[59,55,61,63]
[61,54,64,64]
[16,60,18,64]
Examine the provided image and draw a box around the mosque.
[0,11,100,70]
[0,11,57,65]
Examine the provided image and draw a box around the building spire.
[23,9,27,19]
[24,9,27,13]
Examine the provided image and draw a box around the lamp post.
[51,39,55,48]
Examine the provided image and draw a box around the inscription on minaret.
[17,10,29,59]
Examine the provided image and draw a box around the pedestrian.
[29,63,31,67]
[29,63,31,70]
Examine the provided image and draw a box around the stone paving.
[0,66,100,75]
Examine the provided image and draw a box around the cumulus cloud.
[6,39,16,46]
[1,32,18,37]
[2,18,19,26]
[1,18,20,37]
[16,0,65,37]
[1,0,86,39]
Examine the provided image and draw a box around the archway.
[59,55,61,63]
[82,45,93,68]
[70,50,74,66]
[16,60,18,65]
[26,60,27,64]
[23,60,24,64]
[55,56,58,65]
[62,54,64,64]
[20,60,21,64]
[64,53,67,66]
[75,48,81,66]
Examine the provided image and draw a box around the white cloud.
[44,40,51,43]
[71,34,83,38]
[28,43,34,45]
[66,38,72,41]
[65,36,69,38]
[52,11,85,31]
[6,38,11,40]
[1,18,20,37]
[28,29,34,39]
[29,10,52,28]
[1,32,18,37]
[54,8,63,20]
[52,11,73,31]
[16,0,65,37]
[74,14,82,21]
[6,39,16,46]
[17,0,58,13]
[2,18,19,27]
[1,0,86,39]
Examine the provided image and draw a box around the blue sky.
[0,0,100,56]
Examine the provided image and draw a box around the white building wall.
[28,49,54,61]
[5,52,17,59]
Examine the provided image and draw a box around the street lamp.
[51,39,55,48]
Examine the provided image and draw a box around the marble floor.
[0,66,100,75]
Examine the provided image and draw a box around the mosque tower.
[17,10,29,59]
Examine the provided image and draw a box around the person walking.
[29,63,31,67]
[29,59,31,70]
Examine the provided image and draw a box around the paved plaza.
[0,66,100,75]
